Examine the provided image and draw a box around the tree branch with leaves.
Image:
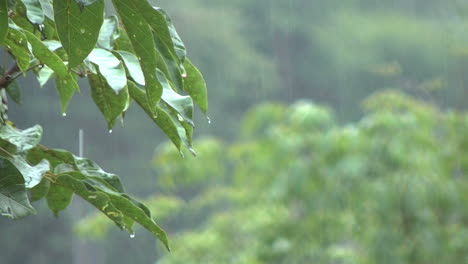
[0,0,208,250]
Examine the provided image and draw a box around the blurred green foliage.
[78,91,468,263]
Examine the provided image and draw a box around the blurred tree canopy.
[78,91,468,263]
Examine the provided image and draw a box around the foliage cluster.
[0,0,208,249]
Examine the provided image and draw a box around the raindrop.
[80,28,86,34]
[108,129,113,134]
[62,112,67,117]
[181,73,187,78]
[207,116,211,124]
[179,151,185,158]
[115,90,119,95]
[130,232,135,238]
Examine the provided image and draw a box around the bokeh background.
[1,0,468,263]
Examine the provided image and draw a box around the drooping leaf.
[157,70,194,127]
[155,8,186,62]
[0,0,8,44]
[114,50,144,86]
[97,15,119,50]
[30,178,50,201]
[35,65,54,87]
[0,157,36,219]
[23,30,69,78]
[9,154,49,188]
[128,81,182,150]
[27,146,75,169]
[5,21,30,74]
[53,172,127,229]
[88,72,129,130]
[87,48,127,93]
[183,59,208,115]
[54,75,77,115]
[112,0,162,114]
[53,0,104,69]
[74,155,124,193]
[153,34,183,91]
[20,0,44,25]
[0,124,42,154]
[54,171,169,249]
[46,183,73,216]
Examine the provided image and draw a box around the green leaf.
[88,72,129,130]
[153,34,183,91]
[112,0,162,114]
[54,171,169,250]
[53,0,104,69]
[35,65,54,87]
[128,81,182,150]
[5,21,30,74]
[97,15,119,50]
[183,59,208,115]
[54,75,77,115]
[30,178,50,201]
[157,70,194,127]
[0,0,8,44]
[39,0,54,20]
[0,124,42,154]
[46,183,73,216]
[23,30,69,78]
[54,172,127,229]
[87,48,127,93]
[9,154,49,188]
[74,155,124,193]
[0,157,36,219]
[5,80,21,104]
[20,0,44,25]
[27,147,75,169]
[114,50,144,86]
[155,8,186,62]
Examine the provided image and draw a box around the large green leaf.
[128,81,182,150]
[0,157,36,219]
[0,0,7,44]
[183,59,208,115]
[53,0,104,69]
[87,48,127,93]
[20,0,44,25]
[112,0,162,114]
[88,72,129,130]
[155,8,186,62]
[0,124,42,154]
[5,21,30,74]
[97,15,119,50]
[153,34,183,91]
[53,171,169,249]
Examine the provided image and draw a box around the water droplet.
[115,90,119,95]
[207,116,211,124]
[179,151,185,158]
[80,28,86,34]
[108,129,113,134]
[130,232,135,238]
[62,112,67,117]
[181,73,187,78]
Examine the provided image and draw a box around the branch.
[0,63,20,90]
